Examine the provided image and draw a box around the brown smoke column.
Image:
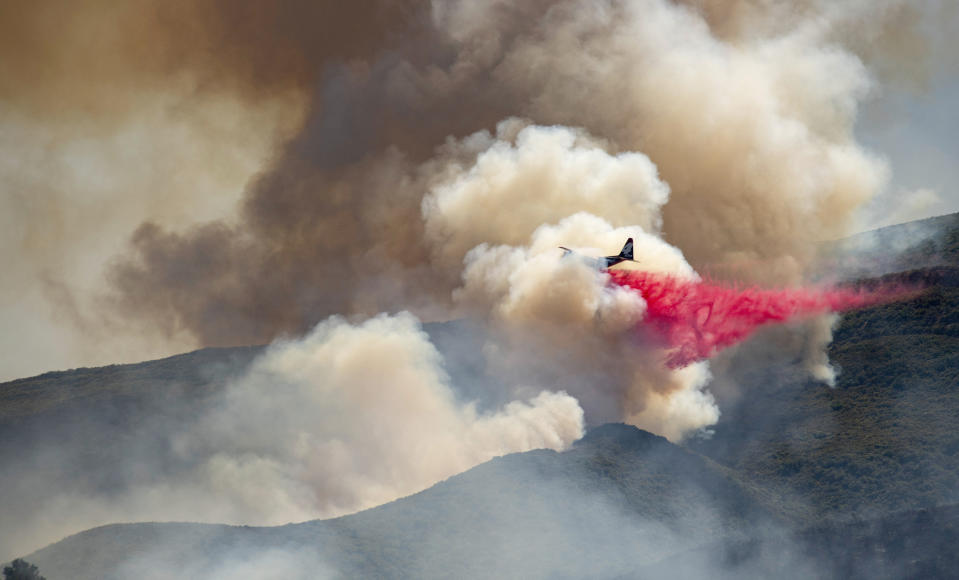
[94,1,931,348]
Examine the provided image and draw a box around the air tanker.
[559,238,637,271]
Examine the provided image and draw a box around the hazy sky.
[856,0,959,226]
[858,77,959,226]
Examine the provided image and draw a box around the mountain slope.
[691,213,959,518]
[25,424,782,579]
[27,423,959,579]
[638,504,959,580]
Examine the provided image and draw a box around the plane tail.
[618,238,634,261]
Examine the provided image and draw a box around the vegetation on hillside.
[691,215,959,519]
[3,559,44,580]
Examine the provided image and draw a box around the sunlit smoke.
[181,312,584,521]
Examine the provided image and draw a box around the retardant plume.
[609,270,911,369]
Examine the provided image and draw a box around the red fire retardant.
[608,270,904,369]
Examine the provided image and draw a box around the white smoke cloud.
[416,122,717,440]
[427,0,889,279]
[184,312,583,521]
[4,313,583,556]
[118,313,580,525]
[422,121,668,268]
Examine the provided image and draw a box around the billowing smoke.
[184,312,583,521]
[108,0,898,342]
[0,313,583,561]
[0,0,430,380]
[1,0,949,560]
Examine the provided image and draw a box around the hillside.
[24,424,959,579]
[639,504,959,580]
[822,212,959,279]
[0,346,265,560]
[24,424,783,579]
[0,322,495,561]
[690,224,959,519]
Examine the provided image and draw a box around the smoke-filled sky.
[2,0,957,560]
[2,0,952,374]
[1,0,954,429]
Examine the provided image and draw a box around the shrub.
[3,559,45,580]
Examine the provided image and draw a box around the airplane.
[559,238,637,271]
